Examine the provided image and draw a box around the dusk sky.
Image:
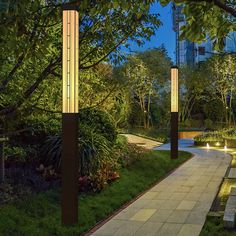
[127,2,175,63]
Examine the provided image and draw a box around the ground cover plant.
[194,131,224,143]
[194,128,236,145]
[200,214,236,236]
[0,150,191,236]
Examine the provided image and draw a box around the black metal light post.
[61,6,79,226]
[171,66,179,159]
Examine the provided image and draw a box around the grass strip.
[0,150,191,236]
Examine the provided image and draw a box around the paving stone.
[176,200,196,210]
[140,192,159,200]
[113,221,143,236]
[155,223,182,236]
[177,224,202,236]
[166,210,190,223]
[159,200,181,210]
[170,192,187,200]
[185,211,207,225]
[174,186,192,193]
[130,209,156,221]
[148,209,173,222]
[135,222,163,236]
[94,219,126,235]
[113,208,139,220]
[144,199,165,209]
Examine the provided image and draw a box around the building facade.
[173,4,236,66]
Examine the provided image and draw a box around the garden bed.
[193,128,236,147]
[0,150,191,236]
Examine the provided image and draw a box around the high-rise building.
[173,4,236,66]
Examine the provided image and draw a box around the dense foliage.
[160,0,236,50]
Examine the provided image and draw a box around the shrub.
[40,124,112,174]
[79,108,117,144]
[194,131,224,142]
[204,119,213,129]
[222,128,236,140]
[4,146,27,163]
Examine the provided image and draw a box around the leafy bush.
[184,119,202,128]
[111,134,145,168]
[194,131,224,142]
[40,136,61,170]
[79,108,117,144]
[222,128,236,140]
[204,119,213,129]
[4,146,27,162]
[40,121,121,192]
[194,128,236,142]
[40,125,112,174]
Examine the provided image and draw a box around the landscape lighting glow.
[171,67,178,113]
[62,10,79,113]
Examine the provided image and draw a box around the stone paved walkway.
[91,138,231,236]
[121,134,162,149]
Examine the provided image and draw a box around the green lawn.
[200,215,236,236]
[0,150,191,236]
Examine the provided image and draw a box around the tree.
[205,54,236,125]
[122,48,172,129]
[0,0,161,132]
[160,0,236,50]
[125,56,151,128]
[178,65,209,124]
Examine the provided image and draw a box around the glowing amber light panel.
[171,67,178,112]
[63,10,79,113]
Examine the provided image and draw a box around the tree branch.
[187,0,236,17]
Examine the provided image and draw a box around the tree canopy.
[0,0,161,131]
[160,0,236,50]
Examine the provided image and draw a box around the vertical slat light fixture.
[62,6,79,226]
[171,66,179,159]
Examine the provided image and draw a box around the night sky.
[127,2,175,62]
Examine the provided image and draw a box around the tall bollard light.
[62,6,79,226]
[171,66,179,159]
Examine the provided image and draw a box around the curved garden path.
[90,136,231,236]
[121,134,162,149]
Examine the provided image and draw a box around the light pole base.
[61,113,78,225]
[171,112,178,159]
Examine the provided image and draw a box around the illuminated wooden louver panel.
[171,67,178,112]
[62,10,79,113]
